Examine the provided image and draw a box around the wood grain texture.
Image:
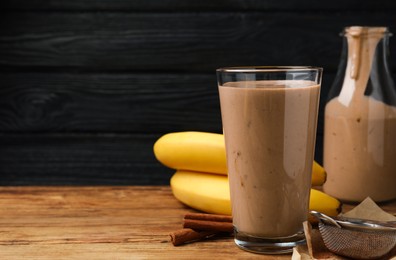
[0,186,285,259]
[0,72,221,133]
[1,12,396,71]
[0,186,394,259]
[0,134,174,185]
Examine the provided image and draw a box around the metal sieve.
[310,211,396,259]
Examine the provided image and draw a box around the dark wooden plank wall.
[1,1,396,185]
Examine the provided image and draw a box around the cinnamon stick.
[170,228,217,246]
[170,213,234,246]
[183,218,234,232]
[184,213,233,223]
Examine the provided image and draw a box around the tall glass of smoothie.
[217,66,322,254]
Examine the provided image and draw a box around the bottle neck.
[345,27,388,82]
[338,27,390,105]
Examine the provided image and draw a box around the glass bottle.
[323,26,396,203]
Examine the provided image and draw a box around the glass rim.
[216,66,323,73]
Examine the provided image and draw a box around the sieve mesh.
[318,223,396,259]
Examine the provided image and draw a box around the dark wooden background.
[1,1,396,185]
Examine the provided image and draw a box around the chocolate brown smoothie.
[219,80,320,237]
[324,97,396,202]
[323,27,396,202]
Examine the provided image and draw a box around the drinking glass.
[217,66,322,254]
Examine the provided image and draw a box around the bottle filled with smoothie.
[323,26,396,203]
[217,67,322,254]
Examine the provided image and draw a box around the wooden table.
[0,186,395,259]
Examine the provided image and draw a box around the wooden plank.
[1,0,396,11]
[0,134,174,185]
[0,72,222,133]
[1,12,396,71]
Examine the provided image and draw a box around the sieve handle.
[310,211,342,228]
[310,211,396,231]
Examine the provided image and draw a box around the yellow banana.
[312,161,327,186]
[309,188,342,217]
[154,131,227,175]
[171,170,231,215]
[170,170,342,217]
[155,131,327,185]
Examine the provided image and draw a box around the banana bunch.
[154,131,341,217]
